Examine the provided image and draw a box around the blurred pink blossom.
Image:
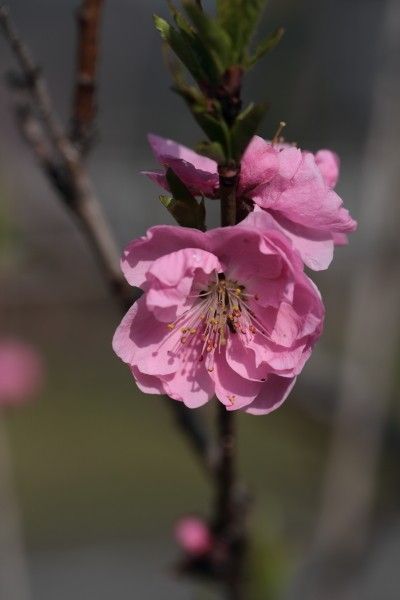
[113,211,324,413]
[0,339,44,407]
[174,517,213,557]
[144,134,356,271]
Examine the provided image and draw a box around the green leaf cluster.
[153,1,283,227]
[154,1,283,160]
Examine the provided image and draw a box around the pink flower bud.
[174,517,213,557]
[0,339,44,407]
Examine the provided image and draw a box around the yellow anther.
[167,323,175,330]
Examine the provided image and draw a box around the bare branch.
[71,0,104,151]
[0,4,131,311]
[0,3,214,479]
[0,5,66,153]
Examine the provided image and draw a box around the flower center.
[166,271,264,373]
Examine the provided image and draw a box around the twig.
[215,407,235,531]
[0,4,213,477]
[170,402,218,476]
[0,4,130,309]
[71,0,104,151]
[215,164,248,599]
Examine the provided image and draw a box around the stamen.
[165,270,270,367]
[272,121,287,145]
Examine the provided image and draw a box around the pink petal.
[226,334,270,381]
[147,134,218,197]
[148,133,217,173]
[131,366,172,395]
[254,151,356,233]
[212,354,262,411]
[315,149,340,189]
[142,170,168,191]
[121,225,208,288]
[246,375,297,415]
[163,360,214,409]
[146,248,221,322]
[271,213,335,271]
[113,299,180,376]
[239,136,278,194]
[332,232,349,246]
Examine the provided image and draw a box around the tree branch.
[0,3,213,476]
[71,0,104,151]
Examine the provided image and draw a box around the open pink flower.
[144,134,356,271]
[175,517,213,557]
[113,212,324,414]
[0,339,44,407]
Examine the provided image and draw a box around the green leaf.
[166,167,196,205]
[245,27,284,68]
[191,108,231,157]
[182,0,233,71]
[216,0,268,62]
[159,195,206,230]
[167,3,223,84]
[231,102,268,160]
[195,140,226,163]
[164,169,206,229]
[153,15,206,83]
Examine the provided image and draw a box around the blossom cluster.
[113,134,356,414]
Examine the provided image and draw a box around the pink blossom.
[144,134,356,271]
[113,212,324,414]
[0,339,44,407]
[174,517,212,557]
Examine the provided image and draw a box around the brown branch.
[71,0,104,151]
[213,165,249,599]
[0,4,213,475]
[218,164,239,227]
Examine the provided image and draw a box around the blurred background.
[0,0,399,598]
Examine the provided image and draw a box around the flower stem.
[216,165,247,599]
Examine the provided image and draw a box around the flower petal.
[212,354,262,411]
[239,136,278,194]
[315,149,340,189]
[163,356,214,409]
[246,375,297,415]
[270,213,335,271]
[146,248,222,322]
[122,225,208,288]
[147,134,218,196]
